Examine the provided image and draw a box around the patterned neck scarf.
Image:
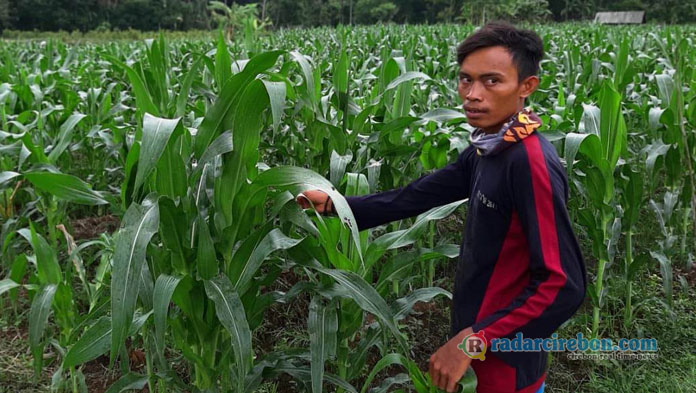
[469,109,542,156]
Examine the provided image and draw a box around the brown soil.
[70,214,120,240]
[82,355,129,393]
[404,299,452,370]
[675,265,696,286]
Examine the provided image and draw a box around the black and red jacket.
[346,130,587,393]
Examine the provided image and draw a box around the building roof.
[594,11,645,24]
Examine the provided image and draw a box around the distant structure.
[594,11,645,24]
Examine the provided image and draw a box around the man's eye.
[485,78,498,85]
[459,76,471,84]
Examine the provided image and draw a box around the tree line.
[1,0,694,33]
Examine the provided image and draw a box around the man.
[297,22,587,393]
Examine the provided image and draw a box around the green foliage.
[2,0,695,33]
[0,23,694,393]
[458,0,552,24]
[208,1,271,44]
[9,0,209,32]
[354,0,399,23]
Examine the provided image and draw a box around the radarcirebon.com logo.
[457,330,658,360]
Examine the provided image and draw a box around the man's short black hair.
[456,21,544,82]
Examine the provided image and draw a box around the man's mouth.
[464,107,487,119]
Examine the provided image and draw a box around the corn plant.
[564,78,627,338]
[618,167,646,329]
[254,165,470,392]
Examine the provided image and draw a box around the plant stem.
[593,257,608,330]
[680,208,689,267]
[145,335,156,393]
[428,220,435,287]
[624,231,633,329]
[336,338,349,393]
[71,367,77,393]
[592,215,610,339]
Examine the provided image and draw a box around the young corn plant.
[652,30,695,269]
[8,216,116,392]
[564,79,627,339]
[618,167,647,331]
[254,164,470,392]
[0,93,112,392]
[649,191,680,313]
[112,56,290,392]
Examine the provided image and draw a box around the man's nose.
[466,81,483,102]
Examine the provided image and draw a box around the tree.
[0,0,14,31]
[354,0,398,23]
[457,0,551,24]
[2,0,695,31]
[207,0,270,48]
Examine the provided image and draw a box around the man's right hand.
[296,189,335,215]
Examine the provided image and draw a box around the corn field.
[0,24,694,392]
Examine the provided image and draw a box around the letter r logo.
[468,339,483,353]
[458,330,487,361]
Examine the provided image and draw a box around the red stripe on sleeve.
[475,211,530,322]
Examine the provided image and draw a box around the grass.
[0,324,49,392]
[547,268,696,393]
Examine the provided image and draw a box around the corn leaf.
[153,274,182,364]
[103,373,148,393]
[47,113,87,163]
[29,284,57,376]
[229,228,302,293]
[194,50,283,157]
[25,172,108,205]
[254,166,364,260]
[316,267,406,352]
[0,278,20,296]
[63,316,111,368]
[134,114,183,195]
[309,297,338,393]
[111,198,159,363]
[204,275,252,391]
[18,224,62,285]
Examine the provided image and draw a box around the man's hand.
[296,189,334,214]
[429,327,475,392]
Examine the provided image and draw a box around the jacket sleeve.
[345,146,476,231]
[471,136,586,343]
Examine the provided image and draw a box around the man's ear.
[519,75,539,99]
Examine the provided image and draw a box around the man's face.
[457,46,538,133]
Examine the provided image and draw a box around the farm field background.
[0,23,695,392]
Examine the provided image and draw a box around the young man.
[297,22,587,393]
